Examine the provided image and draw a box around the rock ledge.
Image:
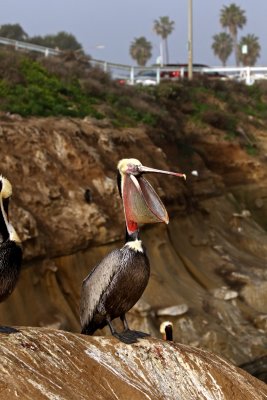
[0,327,266,399]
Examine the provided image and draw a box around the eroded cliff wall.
[0,114,267,369]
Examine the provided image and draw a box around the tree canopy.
[0,23,83,52]
[212,32,233,66]
[0,23,28,41]
[220,3,247,66]
[153,16,175,65]
[29,31,82,51]
[238,34,261,66]
[129,36,152,66]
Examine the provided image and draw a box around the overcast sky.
[1,1,266,66]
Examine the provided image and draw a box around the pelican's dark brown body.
[81,241,149,335]
[0,241,22,302]
[0,176,22,305]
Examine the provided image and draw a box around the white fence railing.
[101,64,267,86]
[0,36,60,56]
[1,36,267,85]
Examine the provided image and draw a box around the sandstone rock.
[253,315,267,332]
[255,198,264,209]
[211,287,239,301]
[0,327,266,400]
[241,282,267,313]
[156,304,189,317]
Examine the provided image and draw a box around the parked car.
[115,64,227,87]
[160,65,181,80]
[162,63,227,80]
[115,77,127,85]
[132,68,180,85]
[131,70,158,86]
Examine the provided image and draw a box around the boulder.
[0,327,266,400]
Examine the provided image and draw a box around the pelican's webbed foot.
[112,331,138,344]
[120,314,150,340]
[128,329,150,338]
[107,317,139,344]
[107,316,150,344]
[0,326,19,334]
[112,329,149,344]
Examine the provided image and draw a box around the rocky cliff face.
[0,113,267,376]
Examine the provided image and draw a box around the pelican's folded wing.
[80,248,122,329]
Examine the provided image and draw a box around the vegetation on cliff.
[0,47,267,153]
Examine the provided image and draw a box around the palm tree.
[220,3,246,66]
[212,32,233,66]
[153,16,175,65]
[129,37,152,66]
[238,34,261,66]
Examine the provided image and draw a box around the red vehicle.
[161,67,181,79]
[161,64,227,80]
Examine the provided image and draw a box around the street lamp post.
[188,0,193,80]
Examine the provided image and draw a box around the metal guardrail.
[87,60,267,85]
[1,36,267,85]
[0,36,60,56]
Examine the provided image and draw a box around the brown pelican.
[160,321,173,341]
[0,176,22,333]
[80,158,185,343]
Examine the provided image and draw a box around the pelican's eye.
[127,163,141,175]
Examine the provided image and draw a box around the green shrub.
[0,52,104,118]
[202,109,237,131]
[0,47,267,143]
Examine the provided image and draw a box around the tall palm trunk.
[230,27,239,66]
[160,40,165,65]
[164,38,169,64]
[233,34,239,66]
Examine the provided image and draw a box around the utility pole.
[188,0,193,80]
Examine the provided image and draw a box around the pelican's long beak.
[137,165,186,180]
[120,162,186,234]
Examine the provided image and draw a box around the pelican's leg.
[120,313,130,330]
[120,314,150,339]
[106,316,137,344]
